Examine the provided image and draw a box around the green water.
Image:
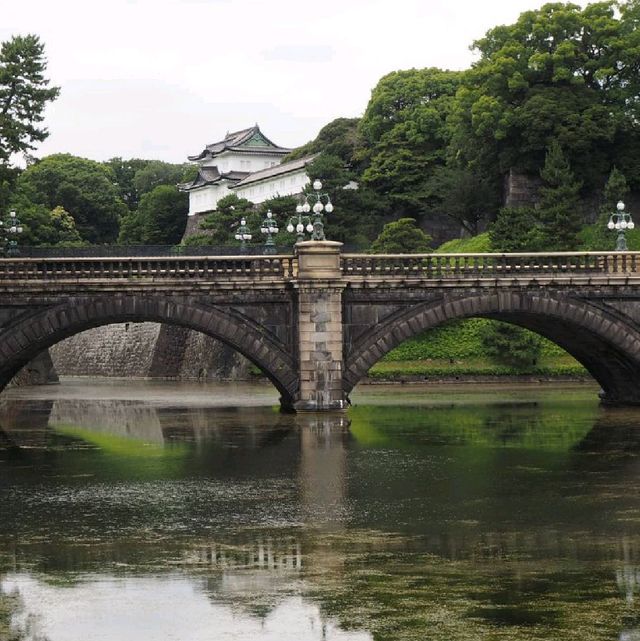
[1,379,639,640]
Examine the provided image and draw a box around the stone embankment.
[47,322,251,382]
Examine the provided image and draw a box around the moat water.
[1,379,640,640]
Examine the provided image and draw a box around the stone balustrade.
[0,251,638,286]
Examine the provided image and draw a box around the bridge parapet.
[0,255,295,287]
[342,251,640,283]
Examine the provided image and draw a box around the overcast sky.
[2,0,585,164]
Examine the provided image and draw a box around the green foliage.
[0,34,60,164]
[132,160,195,199]
[489,206,545,252]
[285,117,361,166]
[370,218,432,253]
[119,185,187,245]
[14,154,126,243]
[186,193,255,246]
[480,321,543,369]
[580,167,632,250]
[436,232,491,253]
[383,318,565,363]
[12,201,83,246]
[537,141,582,250]
[448,1,640,191]
[103,157,152,210]
[305,153,388,247]
[359,68,463,218]
[425,165,501,235]
[490,143,581,251]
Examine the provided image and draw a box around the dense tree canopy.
[119,185,187,245]
[359,68,463,218]
[449,1,640,191]
[370,218,432,254]
[0,35,59,164]
[14,154,126,243]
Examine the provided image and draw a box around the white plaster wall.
[188,183,232,215]
[200,151,283,173]
[235,171,309,204]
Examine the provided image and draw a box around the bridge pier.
[293,242,348,412]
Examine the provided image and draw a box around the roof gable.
[188,125,290,161]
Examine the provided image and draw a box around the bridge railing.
[0,255,295,281]
[341,252,640,279]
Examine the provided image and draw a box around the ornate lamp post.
[607,200,634,251]
[1,210,23,256]
[234,217,252,253]
[260,210,279,254]
[286,204,314,242]
[286,179,334,242]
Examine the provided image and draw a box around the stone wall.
[50,322,253,381]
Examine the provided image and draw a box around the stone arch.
[0,295,298,406]
[344,291,640,405]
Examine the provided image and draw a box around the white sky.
[2,0,584,164]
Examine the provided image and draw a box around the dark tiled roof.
[180,167,250,191]
[188,125,291,161]
[232,154,317,188]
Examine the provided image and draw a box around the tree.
[490,141,582,252]
[359,68,463,218]
[119,185,187,245]
[480,321,542,369]
[184,193,255,246]
[537,140,582,250]
[580,167,633,250]
[370,218,432,253]
[14,154,127,243]
[0,35,60,164]
[9,198,82,247]
[285,117,362,167]
[489,206,544,252]
[304,153,389,248]
[132,160,196,198]
[103,157,151,210]
[448,1,640,192]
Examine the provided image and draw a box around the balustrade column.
[293,241,348,412]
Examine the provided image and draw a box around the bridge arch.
[0,295,298,407]
[344,291,640,405]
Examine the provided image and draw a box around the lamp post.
[260,210,279,254]
[1,210,23,257]
[234,217,252,253]
[286,203,314,242]
[607,200,634,251]
[286,179,334,242]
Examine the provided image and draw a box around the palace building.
[181,125,315,216]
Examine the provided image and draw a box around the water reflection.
[1,381,640,639]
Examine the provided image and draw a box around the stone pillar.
[294,241,348,412]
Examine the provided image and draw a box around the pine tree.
[537,141,582,251]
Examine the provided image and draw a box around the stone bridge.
[1,242,640,411]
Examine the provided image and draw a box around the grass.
[368,354,588,380]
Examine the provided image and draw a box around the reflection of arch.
[0,296,297,405]
[344,292,640,404]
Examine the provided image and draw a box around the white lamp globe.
[621,220,628,229]
[629,222,635,230]
[325,202,334,213]
[617,201,625,211]
[313,179,322,191]
[608,221,615,230]
[296,204,303,214]
[313,202,323,213]
[287,223,294,233]
[306,223,313,233]
[615,222,622,230]
[17,226,22,233]
[302,203,311,213]
[296,223,304,233]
